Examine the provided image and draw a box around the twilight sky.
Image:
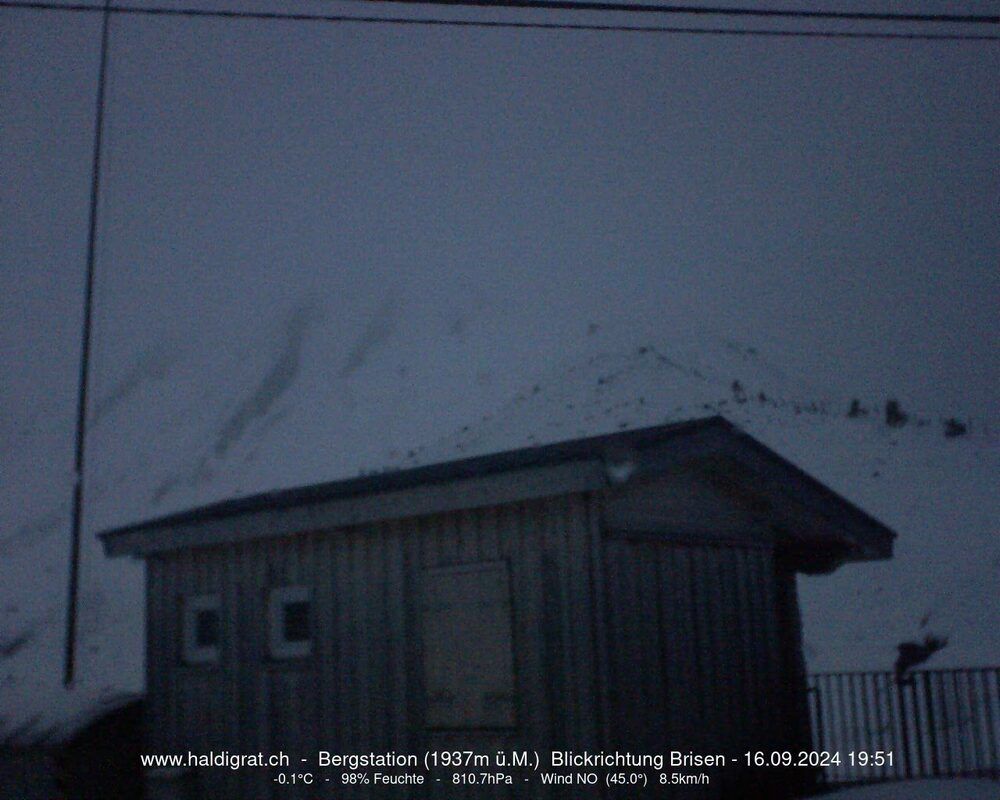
[1,0,998,736]
[2,0,998,526]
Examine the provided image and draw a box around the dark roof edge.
[98,416,726,542]
[99,416,897,557]
[725,426,897,546]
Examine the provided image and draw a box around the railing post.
[952,670,968,774]
[810,681,827,786]
[810,666,1000,785]
[910,674,926,777]
[939,671,954,776]
[922,671,940,777]
[882,672,902,781]
[838,673,851,782]
[896,676,912,779]
[983,670,999,779]
[964,670,983,778]
[859,672,873,778]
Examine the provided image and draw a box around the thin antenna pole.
[64,0,112,687]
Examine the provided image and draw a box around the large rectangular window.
[422,562,516,729]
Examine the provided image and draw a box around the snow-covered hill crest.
[2,318,996,743]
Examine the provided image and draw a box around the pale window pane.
[422,562,515,729]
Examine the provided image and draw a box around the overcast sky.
[1,0,998,735]
[2,0,998,525]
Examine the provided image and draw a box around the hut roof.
[99,415,895,563]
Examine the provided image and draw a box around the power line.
[333,0,1000,26]
[4,1,999,40]
[63,0,111,687]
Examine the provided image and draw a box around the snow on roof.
[414,342,997,669]
[2,319,996,744]
[98,412,896,562]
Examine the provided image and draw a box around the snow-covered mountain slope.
[415,340,998,674]
[2,316,996,743]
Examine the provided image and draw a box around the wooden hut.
[100,416,894,798]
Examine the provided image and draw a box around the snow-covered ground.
[2,320,996,743]
[804,779,1000,800]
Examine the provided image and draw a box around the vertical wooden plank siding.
[148,494,606,799]
[601,537,785,798]
[146,491,795,799]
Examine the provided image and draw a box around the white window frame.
[182,594,221,665]
[268,585,313,660]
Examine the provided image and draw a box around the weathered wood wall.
[147,494,602,799]
[146,474,801,798]
[601,538,788,797]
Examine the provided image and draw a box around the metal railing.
[807,667,1000,785]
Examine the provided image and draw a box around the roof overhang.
[100,416,895,565]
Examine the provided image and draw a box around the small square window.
[182,595,221,665]
[268,586,312,659]
[195,609,219,648]
[282,600,310,643]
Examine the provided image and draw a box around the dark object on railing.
[895,635,948,683]
[807,667,1000,785]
